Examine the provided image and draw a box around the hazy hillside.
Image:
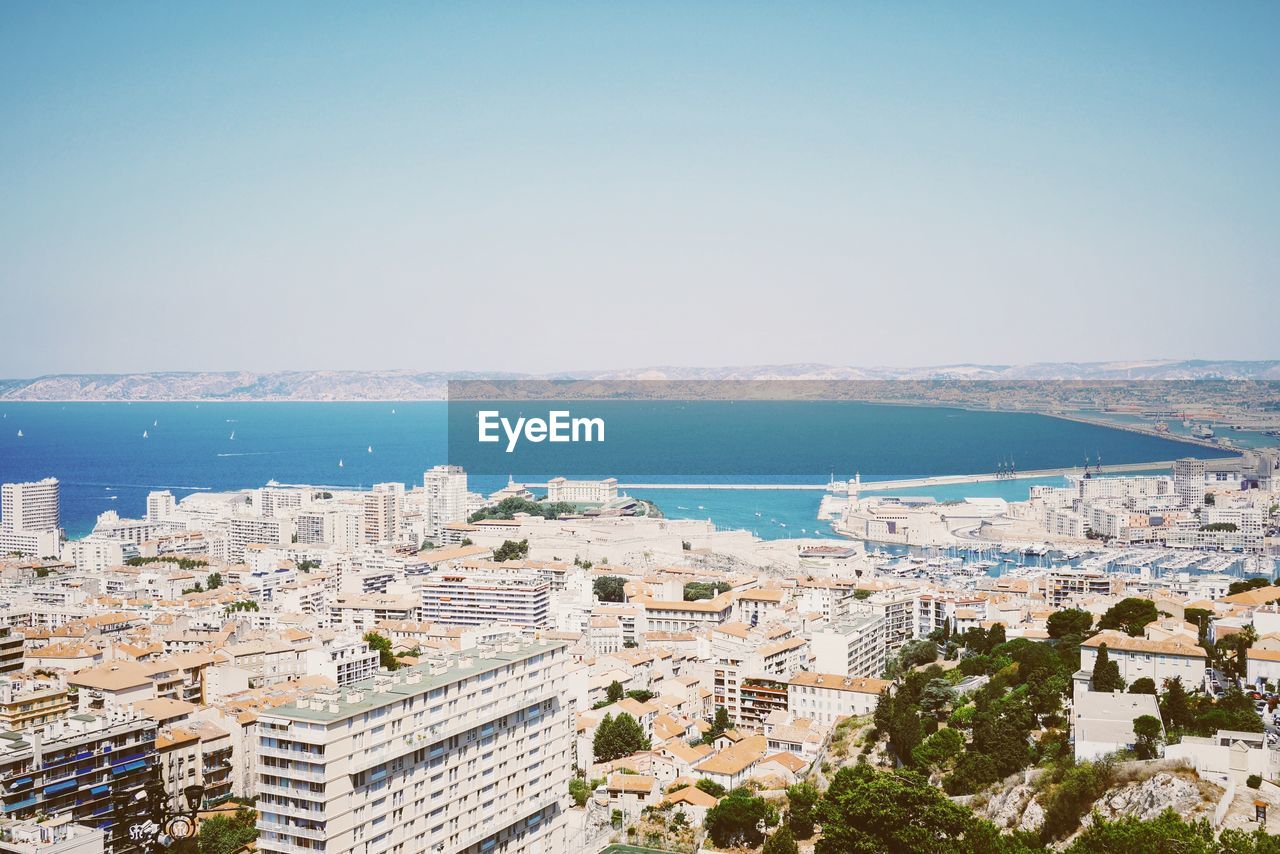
[2,360,1278,401]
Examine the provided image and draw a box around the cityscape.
[4,2,1279,854]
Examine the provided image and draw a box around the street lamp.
[119,778,205,852]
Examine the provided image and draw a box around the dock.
[527,459,1181,493]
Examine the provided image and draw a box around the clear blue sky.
[2,2,1277,376]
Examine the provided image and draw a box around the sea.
[0,401,1237,540]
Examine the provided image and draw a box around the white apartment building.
[544,477,618,505]
[1080,630,1208,687]
[637,595,734,633]
[224,513,295,563]
[0,478,61,558]
[295,506,363,550]
[420,571,551,628]
[303,636,381,687]
[255,485,314,519]
[421,466,469,541]
[1,478,60,533]
[1166,506,1266,553]
[62,537,129,574]
[254,640,571,854]
[787,672,890,724]
[1070,473,1171,502]
[1173,458,1208,508]
[861,588,918,653]
[362,486,402,546]
[1045,568,1124,608]
[146,490,177,521]
[811,614,887,679]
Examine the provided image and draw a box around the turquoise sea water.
[0,401,1233,540]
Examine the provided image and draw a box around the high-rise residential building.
[254,640,572,854]
[0,627,23,676]
[1,478,60,533]
[223,513,295,564]
[422,466,468,539]
[362,485,402,545]
[1173,458,1208,508]
[419,570,552,627]
[0,712,158,854]
[145,490,176,522]
[254,486,314,519]
[811,614,887,679]
[0,478,61,558]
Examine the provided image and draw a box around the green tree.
[816,764,1004,853]
[593,575,626,603]
[707,705,731,742]
[683,581,731,600]
[492,538,529,562]
[569,776,600,807]
[899,639,940,669]
[1039,760,1115,842]
[695,778,727,798]
[469,496,577,522]
[705,790,777,848]
[1047,608,1093,639]
[593,712,651,762]
[1133,714,1163,759]
[196,806,258,854]
[1099,597,1159,636]
[606,680,624,703]
[205,572,223,590]
[888,698,922,765]
[1065,808,1216,853]
[363,631,400,671]
[785,781,819,839]
[1128,677,1157,695]
[762,826,799,854]
[1184,608,1213,644]
[920,678,958,717]
[1092,643,1123,692]
[912,727,965,771]
[1160,677,1194,733]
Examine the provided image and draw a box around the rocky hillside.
[976,766,1224,844]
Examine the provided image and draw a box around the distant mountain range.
[1,360,1278,401]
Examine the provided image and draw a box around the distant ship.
[1192,423,1215,439]
[153,420,158,427]
[367,446,373,453]
[16,429,22,438]
[142,430,149,439]
[1154,420,1169,433]
[338,459,344,468]
[229,431,235,440]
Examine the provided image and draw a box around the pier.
[526,459,1181,493]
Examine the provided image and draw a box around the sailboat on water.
[16,430,22,438]
[142,430,149,439]
[367,446,373,453]
[229,431,235,440]
[338,459,344,468]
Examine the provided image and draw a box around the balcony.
[258,745,325,764]
[257,834,327,854]
[258,818,327,840]
[258,799,326,821]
